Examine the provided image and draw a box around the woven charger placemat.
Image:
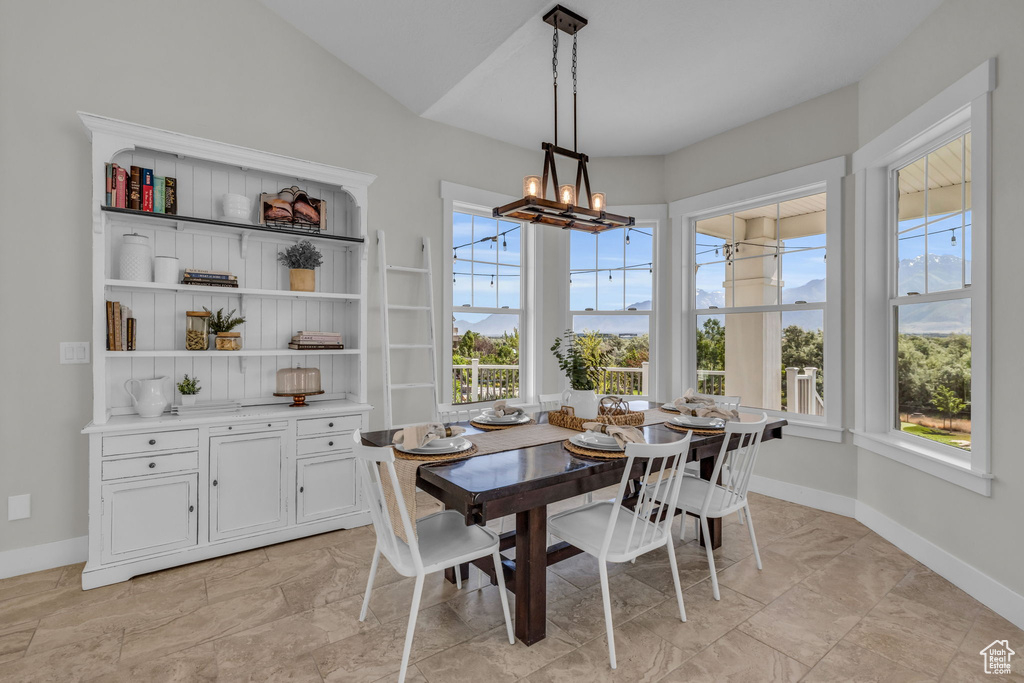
[469,418,537,431]
[664,421,725,436]
[392,443,480,462]
[562,438,629,459]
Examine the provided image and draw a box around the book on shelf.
[288,343,345,350]
[292,334,342,342]
[126,317,136,351]
[115,166,128,208]
[141,168,154,212]
[154,176,165,214]
[105,164,112,206]
[105,301,114,350]
[164,177,177,215]
[111,301,122,351]
[181,279,239,288]
[119,304,130,351]
[129,166,141,210]
[183,269,236,280]
[295,330,341,336]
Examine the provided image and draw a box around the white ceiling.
[260,0,942,157]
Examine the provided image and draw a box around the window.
[693,192,828,415]
[671,157,845,442]
[568,224,654,396]
[892,132,973,451]
[852,59,992,494]
[451,210,524,404]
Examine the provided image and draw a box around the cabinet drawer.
[102,451,199,481]
[296,435,352,457]
[296,415,360,437]
[102,429,199,456]
[208,421,288,436]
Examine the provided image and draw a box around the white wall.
[0,0,662,554]
[854,0,1024,597]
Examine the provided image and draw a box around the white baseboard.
[855,502,1024,631]
[0,536,88,580]
[748,475,857,517]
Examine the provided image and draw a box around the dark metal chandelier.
[493,5,635,233]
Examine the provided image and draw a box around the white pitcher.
[125,377,171,418]
[562,388,600,420]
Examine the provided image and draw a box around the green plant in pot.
[204,307,245,350]
[176,374,201,406]
[551,329,606,419]
[277,240,323,292]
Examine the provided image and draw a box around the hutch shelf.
[79,112,376,589]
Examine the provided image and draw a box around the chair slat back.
[351,430,421,572]
[601,434,692,560]
[704,414,768,513]
[538,393,563,411]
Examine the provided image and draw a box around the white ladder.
[377,230,440,429]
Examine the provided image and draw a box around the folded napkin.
[673,388,739,421]
[392,422,466,449]
[491,400,524,417]
[582,422,646,447]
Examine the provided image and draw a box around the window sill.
[852,429,992,496]
[781,419,845,443]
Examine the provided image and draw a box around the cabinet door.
[210,432,286,541]
[296,453,359,524]
[101,473,198,563]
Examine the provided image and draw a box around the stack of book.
[181,269,238,288]
[105,164,176,215]
[106,301,137,351]
[289,331,344,350]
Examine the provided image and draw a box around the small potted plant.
[176,374,201,406]
[205,307,246,350]
[277,240,323,292]
[550,329,605,419]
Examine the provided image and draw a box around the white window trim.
[669,156,846,443]
[441,181,535,406]
[852,59,994,496]
[565,205,664,399]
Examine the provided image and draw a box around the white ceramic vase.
[153,256,180,284]
[125,377,171,417]
[119,233,152,281]
[562,388,600,419]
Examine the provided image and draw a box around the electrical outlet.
[60,342,90,364]
[8,494,30,521]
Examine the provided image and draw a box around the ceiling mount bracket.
[542,5,587,34]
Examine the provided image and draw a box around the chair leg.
[665,535,686,622]
[738,506,746,525]
[679,512,687,541]
[598,563,617,669]
[492,550,514,644]
[454,565,463,590]
[398,574,425,683]
[700,515,720,601]
[744,502,762,570]
[584,492,593,504]
[359,545,380,621]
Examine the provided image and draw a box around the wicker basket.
[548,407,645,432]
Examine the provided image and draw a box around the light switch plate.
[8,494,30,521]
[60,342,90,364]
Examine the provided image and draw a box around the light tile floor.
[0,492,1020,682]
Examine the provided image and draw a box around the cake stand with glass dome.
[273,366,325,407]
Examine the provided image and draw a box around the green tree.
[696,318,725,371]
[780,325,824,407]
[931,384,966,431]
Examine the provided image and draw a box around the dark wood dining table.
[360,402,786,645]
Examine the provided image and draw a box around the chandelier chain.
[552,24,559,86]
[572,30,577,95]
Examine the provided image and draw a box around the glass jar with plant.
[204,307,246,350]
[550,329,606,419]
[277,240,323,292]
[176,374,201,406]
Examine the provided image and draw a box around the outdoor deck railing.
[696,369,726,396]
[452,360,650,404]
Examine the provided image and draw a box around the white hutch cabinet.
[79,113,375,589]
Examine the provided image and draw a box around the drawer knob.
[149,462,156,469]
[212,479,218,486]
[328,422,334,428]
[328,441,334,447]
[148,439,156,445]
[189,505,194,513]
[299,486,304,493]
[228,426,233,430]
[268,423,272,427]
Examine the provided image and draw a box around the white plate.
[669,415,726,429]
[476,412,530,424]
[394,436,472,455]
[571,433,623,451]
[661,403,681,412]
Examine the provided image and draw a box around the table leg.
[515,505,547,645]
[698,457,723,549]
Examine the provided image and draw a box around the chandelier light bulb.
[523,176,541,198]
[592,192,605,211]
[559,184,576,206]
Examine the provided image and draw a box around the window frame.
[441,181,535,407]
[852,59,993,495]
[566,215,660,399]
[670,157,846,443]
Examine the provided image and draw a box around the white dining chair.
[537,393,563,411]
[352,430,514,682]
[546,434,692,669]
[658,414,768,600]
[436,402,486,424]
